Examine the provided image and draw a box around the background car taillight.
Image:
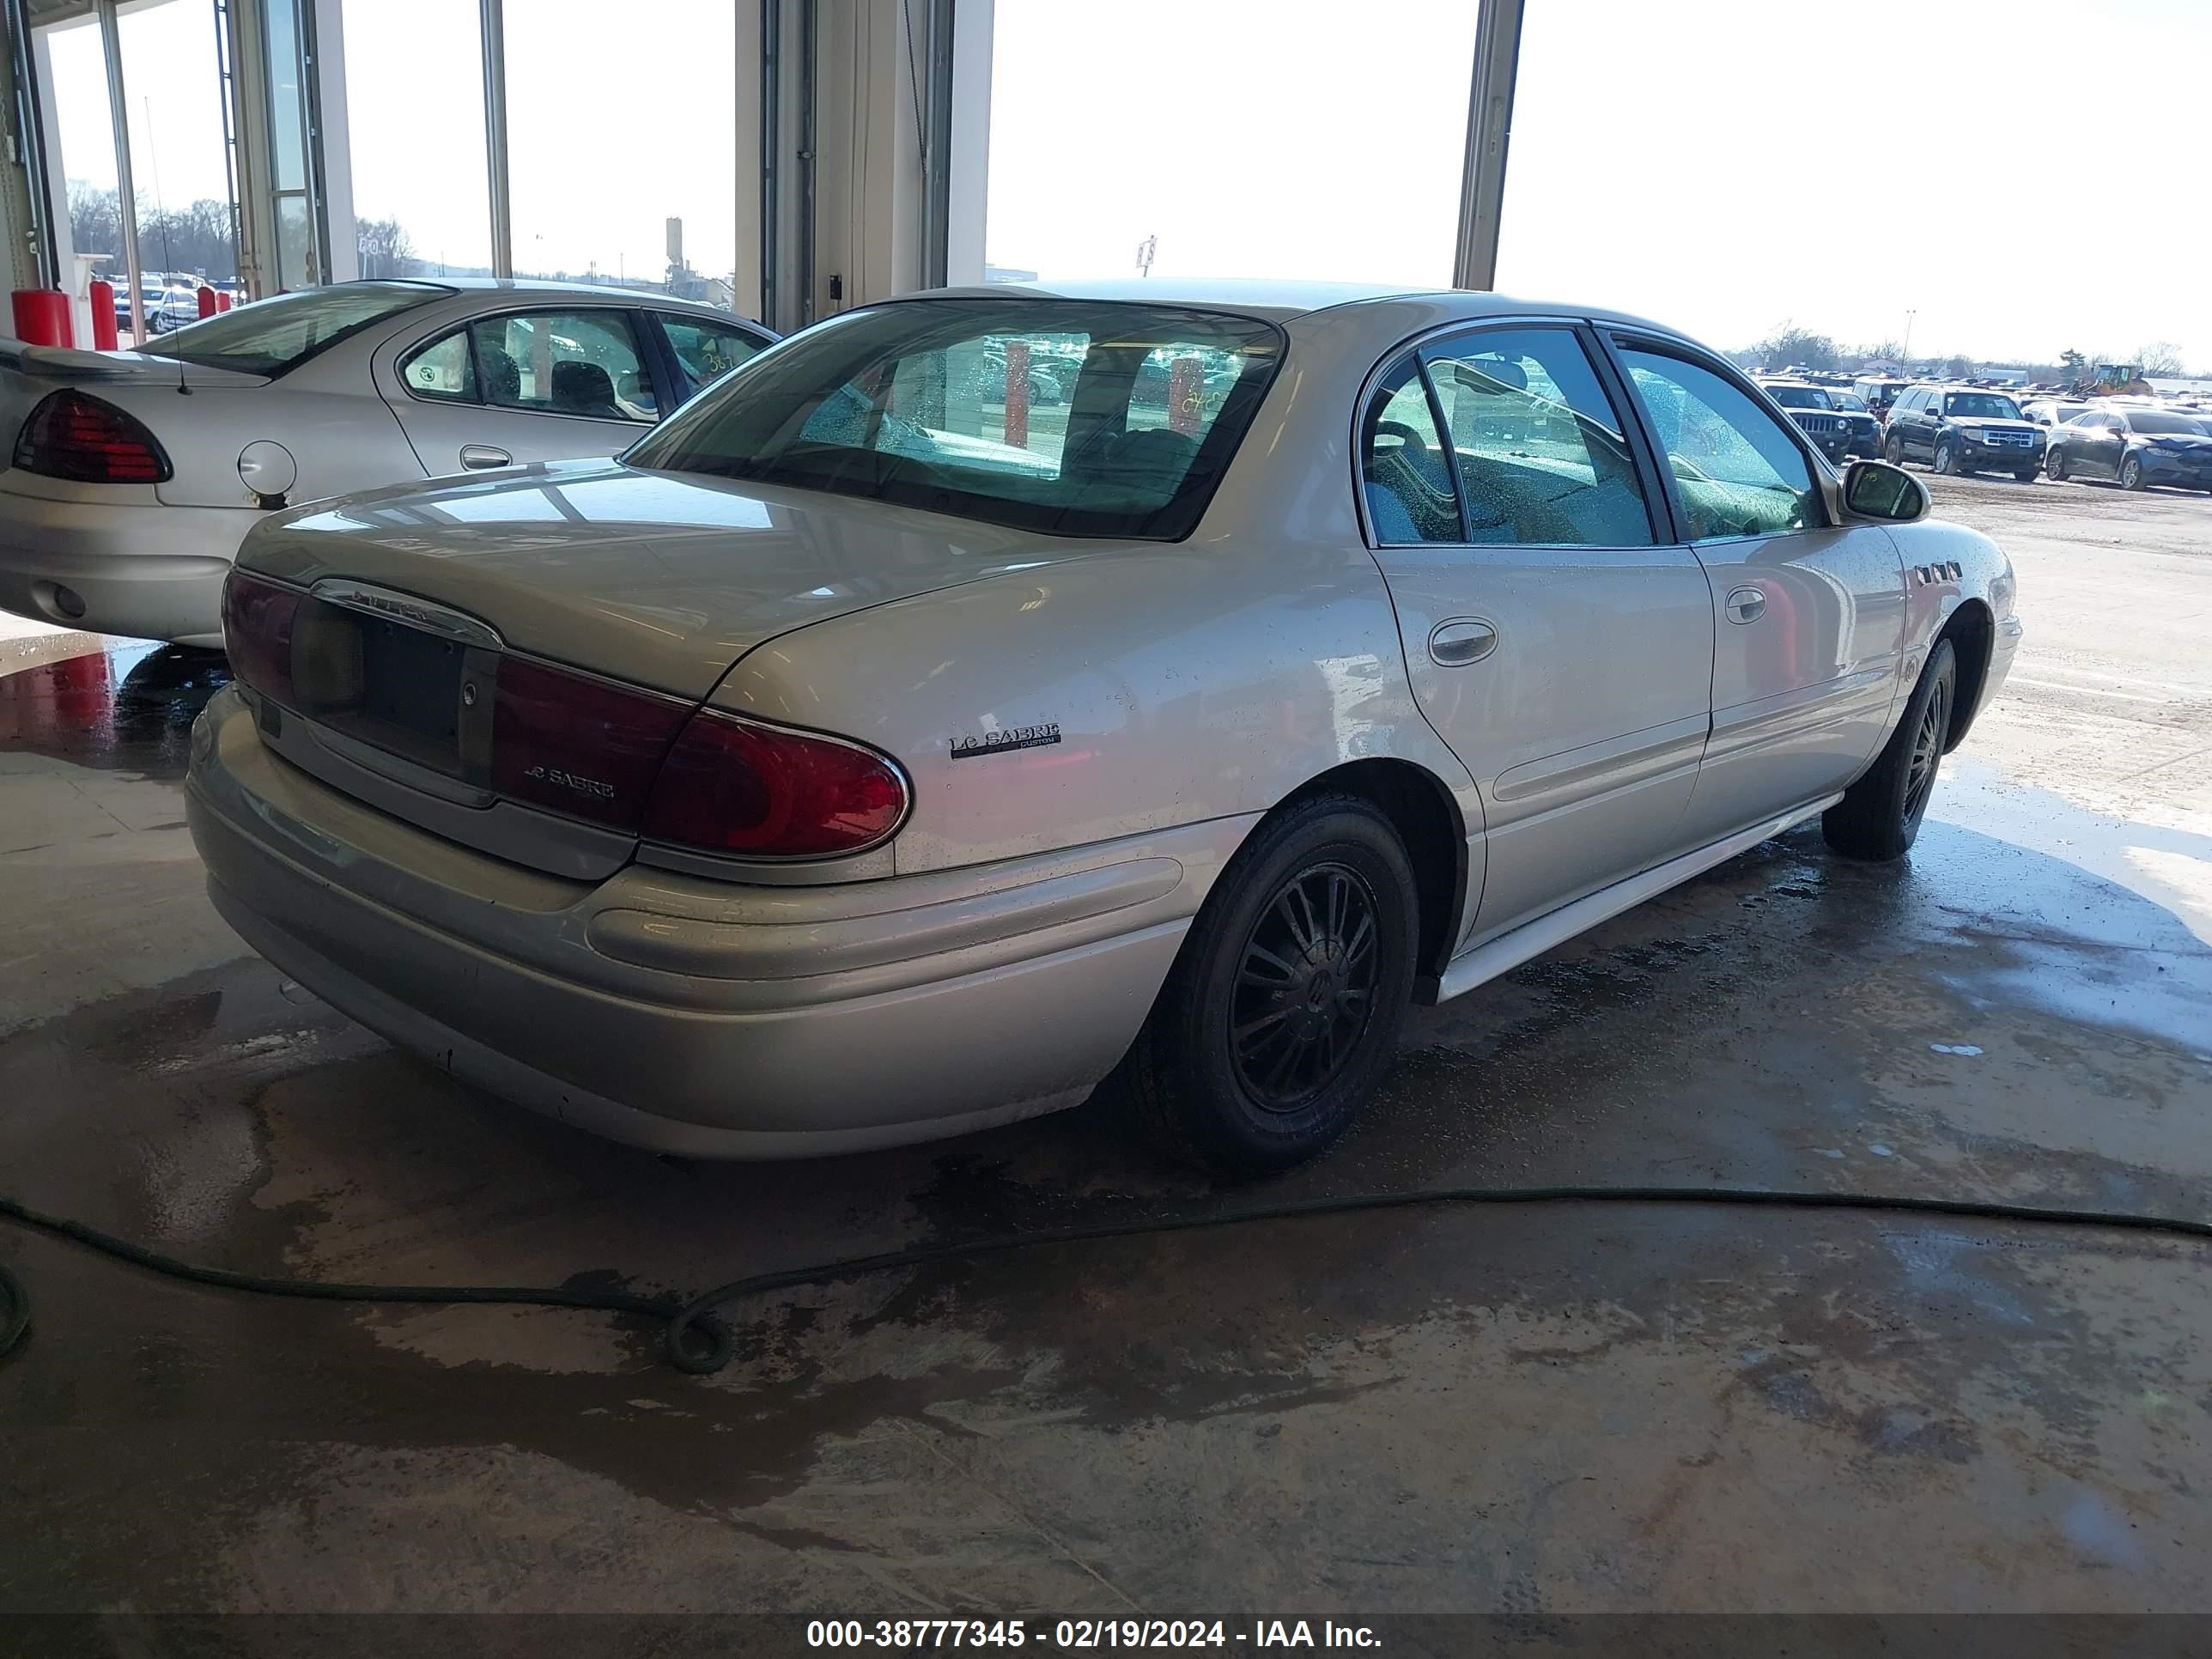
[642,710,908,859]
[490,657,691,831]
[12,390,173,483]
[221,569,302,707]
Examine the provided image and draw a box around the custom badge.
[949,721,1061,760]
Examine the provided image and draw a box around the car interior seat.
[480,344,522,405]
[550,361,623,419]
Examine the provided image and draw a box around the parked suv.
[1757,379,1856,463]
[1883,385,2045,480]
[1854,376,1911,421]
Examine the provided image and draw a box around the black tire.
[2046,447,2068,482]
[1823,639,1957,861]
[1883,432,1905,465]
[1933,440,1958,476]
[1127,794,1417,1176]
[2014,467,2038,483]
[2119,453,2145,490]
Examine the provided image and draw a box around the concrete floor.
[3,474,2209,1626]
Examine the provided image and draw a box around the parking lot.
[3,472,2209,1618]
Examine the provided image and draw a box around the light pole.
[1902,310,1916,367]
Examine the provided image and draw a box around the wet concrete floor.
[2,476,2209,1624]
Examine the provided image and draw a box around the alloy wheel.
[2046,448,2066,481]
[1904,676,1948,823]
[1230,861,1381,1113]
[2121,456,2142,489]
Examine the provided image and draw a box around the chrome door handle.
[1723,586,1766,625]
[1428,618,1498,666]
[459,445,512,471]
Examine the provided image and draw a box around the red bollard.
[11,289,74,348]
[196,284,217,319]
[87,279,119,350]
[215,289,232,312]
[1168,356,1202,436]
[1004,340,1030,450]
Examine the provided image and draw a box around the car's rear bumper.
[0,482,260,645]
[185,687,1242,1157]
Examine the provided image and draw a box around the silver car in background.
[0,278,773,645]
[186,281,2021,1175]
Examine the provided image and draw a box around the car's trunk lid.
[238,458,1072,701]
[228,459,1089,878]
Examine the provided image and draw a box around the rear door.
[1609,336,1907,846]
[1360,322,1715,944]
[1893,388,1930,459]
[382,306,666,476]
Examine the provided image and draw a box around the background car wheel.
[1883,433,1904,465]
[1933,441,1957,476]
[2120,455,2145,490]
[1125,793,1417,1177]
[1822,639,1957,862]
[2046,448,2068,481]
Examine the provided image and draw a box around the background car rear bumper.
[186,688,1238,1157]
[0,487,259,645]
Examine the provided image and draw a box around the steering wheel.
[1372,419,1433,459]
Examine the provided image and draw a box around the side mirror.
[1842,459,1929,524]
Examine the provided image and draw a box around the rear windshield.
[623,298,1285,540]
[1765,385,1832,409]
[1942,392,2023,420]
[140,282,447,377]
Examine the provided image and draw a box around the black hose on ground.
[3,1184,2209,1376]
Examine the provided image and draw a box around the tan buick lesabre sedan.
[185,281,2021,1175]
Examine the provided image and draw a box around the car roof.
[913,276,1679,331]
[369,276,738,314]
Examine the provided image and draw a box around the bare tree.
[356,217,418,280]
[2136,342,2187,378]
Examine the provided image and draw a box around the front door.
[1359,323,1715,948]
[381,307,663,477]
[1610,338,1907,845]
[2076,411,2127,478]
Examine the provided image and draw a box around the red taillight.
[13,390,173,483]
[490,656,691,830]
[642,710,908,859]
[221,569,301,706]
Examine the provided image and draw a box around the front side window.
[1620,345,1822,541]
[1420,326,1655,547]
[401,331,475,402]
[625,299,1284,540]
[1360,354,1460,544]
[659,314,769,393]
[469,310,655,422]
[139,281,447,377]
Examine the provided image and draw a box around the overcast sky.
[991,0,2209,370]
[42,0,2210,371]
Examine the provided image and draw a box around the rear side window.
[1420,326,1656,547]
[659,313,768,393]
[138,281,447,377]
[401,331,475,402]
[469,311,656,422]
[1360,354,1460,544]
[625,298,1284,541]
[1619,346,1822,541]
